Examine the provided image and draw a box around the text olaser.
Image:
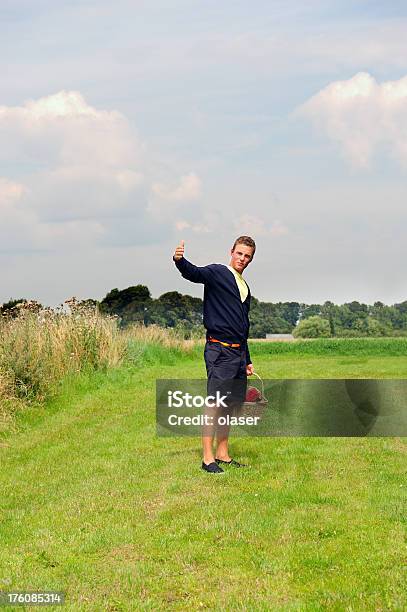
[168,414,261,426]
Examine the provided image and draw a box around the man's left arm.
[245,290,254,375]
[245,340,254,376]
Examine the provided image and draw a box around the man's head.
[229,235,256,274]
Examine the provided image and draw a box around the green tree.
[279,302,301,327]
[153,291,203,328]
[293,315,330,338]
[0,298,30,318]
[366,318,391,337]
[100,285,152,326]
[300,303,322,319]
[320,301,336,336]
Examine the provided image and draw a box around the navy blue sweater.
[173,256,252,365]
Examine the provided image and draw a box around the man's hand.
[246,363,254,376]
[173,239,185,261]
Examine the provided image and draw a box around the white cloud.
[234,214,267,236]
[175,220,189,231]
[38,219,107,247]
[0,90,137,168]
[152,172,202,202]
[0,174,107,252]
[174,219,210,233]
[116,169,144,193]
[0,178,25,206]
[270,220,289,236]
[148,172,203,222]
[150,18,407,82]
[233,214,288,237]
[0,91,204,250]
[0,91,144,224]
[16,90,107,119]
[298,72,407,168]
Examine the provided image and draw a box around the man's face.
[229,243,254,273]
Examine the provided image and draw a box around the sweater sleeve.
[245,340,252,366]
[173,256,213,284]
[245,291,252,365]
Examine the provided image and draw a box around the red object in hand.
[245,387,262,402]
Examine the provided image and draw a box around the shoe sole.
[201,468,225,474]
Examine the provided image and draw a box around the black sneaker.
[215,458,247,468]
[202,461,224,473]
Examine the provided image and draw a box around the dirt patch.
[390,437,407,454]
[108,544,146,561]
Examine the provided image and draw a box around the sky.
[1,0,407,306]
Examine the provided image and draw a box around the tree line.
[2,288,407,338]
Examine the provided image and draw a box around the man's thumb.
[180,240,185,248]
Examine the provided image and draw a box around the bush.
[293,316,331,338]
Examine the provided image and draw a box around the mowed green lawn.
[0,344,406,611]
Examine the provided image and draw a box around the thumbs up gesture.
[173,240,185,261]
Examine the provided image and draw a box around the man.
[173,236,256,473]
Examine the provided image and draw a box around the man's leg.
[202,343,246,466]
[202,382,231,464]
[202,402,218,464]
[202,437,215,464]
[215,420,231,461]
[202,342,223,465]
[215,350,247,461]
[203,398,234,463]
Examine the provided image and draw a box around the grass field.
[0,340,406,610]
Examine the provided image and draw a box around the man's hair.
[232,235,256,259]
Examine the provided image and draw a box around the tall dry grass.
[0,299,126,403]
[0,299,200,430]
[122,322,201,367]
[123,321,199,350]
[0,368,25,434]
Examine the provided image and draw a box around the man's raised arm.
[173,240,213,284]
